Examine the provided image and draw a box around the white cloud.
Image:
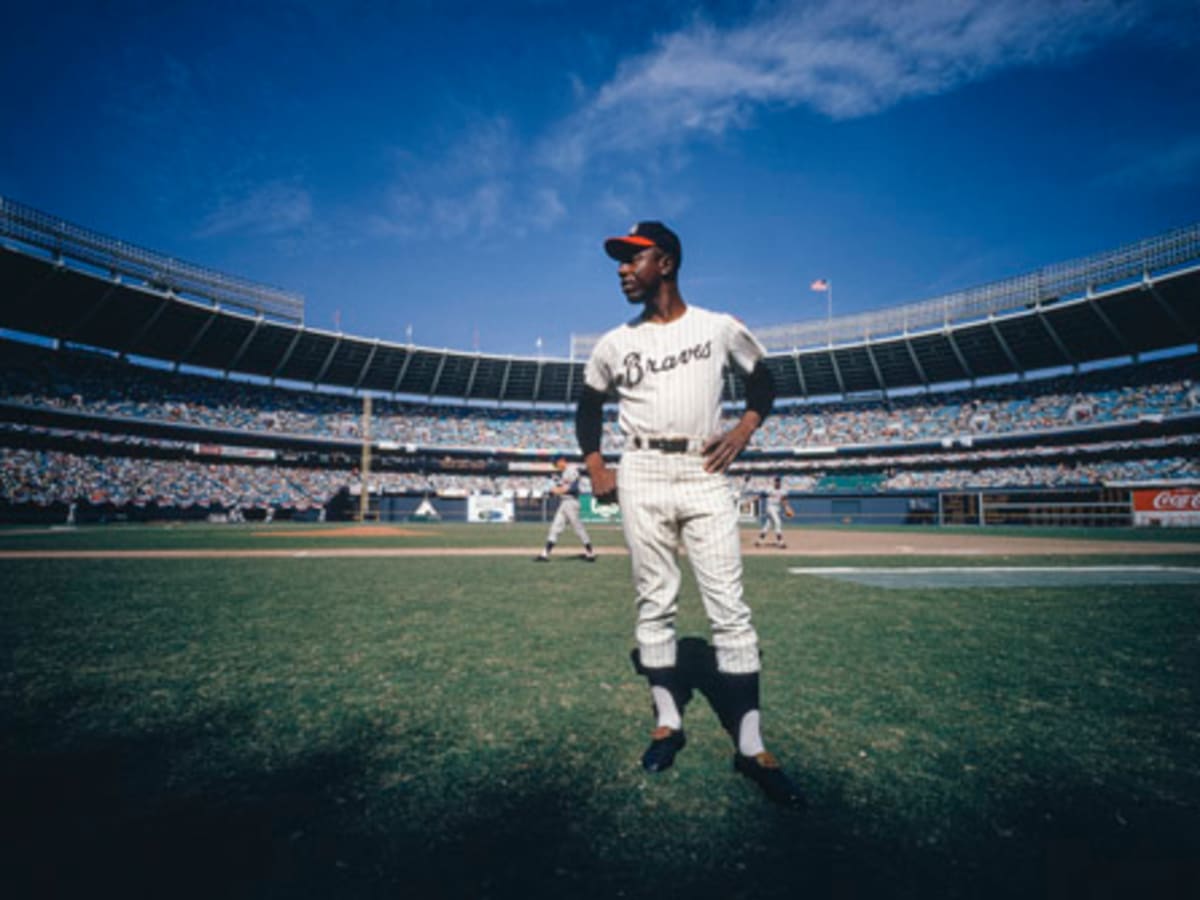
[196,181,313,238]
[366,116,574,242]
[431,181,507,236]
[530,187,567,225]
[366,177,572,243]
[543,0,1148,169]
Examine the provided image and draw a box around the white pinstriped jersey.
[582,305,765,439]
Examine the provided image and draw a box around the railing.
[570,222,1200,358]
[0,195,304,324]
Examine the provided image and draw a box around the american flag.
[810,278,829,292]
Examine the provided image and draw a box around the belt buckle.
[652,437,689,453]
[632,435,690,453]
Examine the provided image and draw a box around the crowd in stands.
[2,341,1196,454]
[880,456,1197,490]
[4,445,1197,516]
[758,364,1199,448]
[0,447,340,512]
[2,340,1198,517]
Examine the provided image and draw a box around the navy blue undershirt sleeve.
[575,385,607,456]
[744,360,775,422]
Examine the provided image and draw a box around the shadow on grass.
[1,701,365,898]
[0,693,621,899]
[2,685,1196,900]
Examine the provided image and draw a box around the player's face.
[618,247,665,304]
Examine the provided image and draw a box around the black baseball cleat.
[533,554,549,562]
[734,751,807,810]
[641,727,686,773]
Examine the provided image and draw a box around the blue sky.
[2,0,1198,357]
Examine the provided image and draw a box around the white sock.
[737,710,765,757]
[650,686,683,731]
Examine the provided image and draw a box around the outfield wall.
[8,482,1200,528]
[779,493,936,526]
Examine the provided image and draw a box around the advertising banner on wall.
[193,444,277,460]
[467,494,514,523]
[737,496,760,523]
[1132,487,1200,527]
[580,494,622,524]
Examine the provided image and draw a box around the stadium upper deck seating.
[1,339,1196,455]
[2,338,1196,517]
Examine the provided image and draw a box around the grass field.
[2,522,1198,898]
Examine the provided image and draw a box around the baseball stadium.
[2,195,1198,898]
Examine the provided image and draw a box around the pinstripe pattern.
[618,449,760,674]
[586,303,767,675]
[583,306,763,438]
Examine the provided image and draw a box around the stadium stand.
[1,197,1198,525]
[1,338,1195,451]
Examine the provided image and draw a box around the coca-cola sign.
[1133,488,1200,512]
[1134,488,1200,527]
[1152,491,1200,511]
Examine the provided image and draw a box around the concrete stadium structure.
[2,195,1198,406]
[2,197,1198,529]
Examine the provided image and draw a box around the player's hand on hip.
[702,427,751,473]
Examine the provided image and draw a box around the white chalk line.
[789,565,1200,575]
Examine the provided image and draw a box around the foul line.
[788,565,1199,575]
[788,564,1200,589]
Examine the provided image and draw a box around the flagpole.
[810,277,832,333]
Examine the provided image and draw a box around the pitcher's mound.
[254,524,427,538]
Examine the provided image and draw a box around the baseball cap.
[604,221,682,268]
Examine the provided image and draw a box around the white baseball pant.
[547,495,591,545]
[761,505,783,535]
[617,448,760,675]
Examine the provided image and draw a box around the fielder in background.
[576,220,805,809]
[534,457,597,562]
[755,476,794,548]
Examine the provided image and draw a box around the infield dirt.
[0,527,1196,559]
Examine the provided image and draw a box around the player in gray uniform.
[576,221,805,809]
[755,476,793,548]
[535,457,596,562]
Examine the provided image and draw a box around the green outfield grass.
[1,526,1198,898]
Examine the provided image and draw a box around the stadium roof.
[0,196,303,324]
[2,199,1198,405]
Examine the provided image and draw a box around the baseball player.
[575,221,805,809]
[534,457,596,562]
[755,476,793,548]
